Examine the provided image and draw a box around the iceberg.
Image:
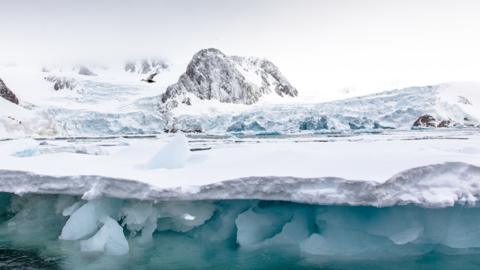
[144,133,190,169]
[80,216,129,256]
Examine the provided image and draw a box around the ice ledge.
[0,162,479,207]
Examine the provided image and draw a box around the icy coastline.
[0,162,479,207]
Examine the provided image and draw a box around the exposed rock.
[437,120,452,128]
[457,96,473,105]
[159,48,298,111]
[413,115,437,128]
[44,76,77,91]
[0,78,19,104]
[124,59,168,74]
[78,66,97,76]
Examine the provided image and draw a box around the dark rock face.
[0,78,19,104]
[160,48,298,111]
[44,76,76,91]
[124,59,168,74]
[78,66,97,76]
[437,120,452,128]
[413,115,437,128]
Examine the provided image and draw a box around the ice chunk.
[13,147,40,157]
[59,199,120,240]
[121,202,155,231]
[300,228,392,256]
[193,201,251,242]
[262,210,313,246]
[389,227,423,245]
[121,201,157,243]
[80,216,129,256]
[235,205,293,248]
[365,207,423,245]
[62,201,84,217]
[156,201,215,232]
[145,133,190,169]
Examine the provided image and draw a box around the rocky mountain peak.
[159,48,298,111]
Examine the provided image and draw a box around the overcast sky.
[1,0,480,100]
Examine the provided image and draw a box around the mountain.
[0,78,19,104]
[159,48,298,111]
[0,51,479,138]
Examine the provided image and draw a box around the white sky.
[1,0,480,100]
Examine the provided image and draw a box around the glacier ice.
[144,133,190,169]
[59,199,121,240]
[80,216,129,256]
[235,203,294,247]
[156,201,216,232]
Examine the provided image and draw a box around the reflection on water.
[3,246,480,270]
[0,248,59,270]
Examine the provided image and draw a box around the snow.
[0,130,479,207]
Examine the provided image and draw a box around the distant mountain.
[124,58,168,75]
[159,48,297,111]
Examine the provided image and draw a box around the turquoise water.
[2,194,480,269]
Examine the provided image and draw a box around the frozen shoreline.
[1,162,479,207]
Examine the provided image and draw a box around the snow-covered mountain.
[158,48,298,111]
[0,49,479,138]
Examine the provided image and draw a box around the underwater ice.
[80,216,129,255]
[3,193,480,269]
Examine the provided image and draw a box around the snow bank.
[0,162,479,207]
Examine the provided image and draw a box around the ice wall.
[2,193,480,269]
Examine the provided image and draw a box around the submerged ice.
[2,193,480,269]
